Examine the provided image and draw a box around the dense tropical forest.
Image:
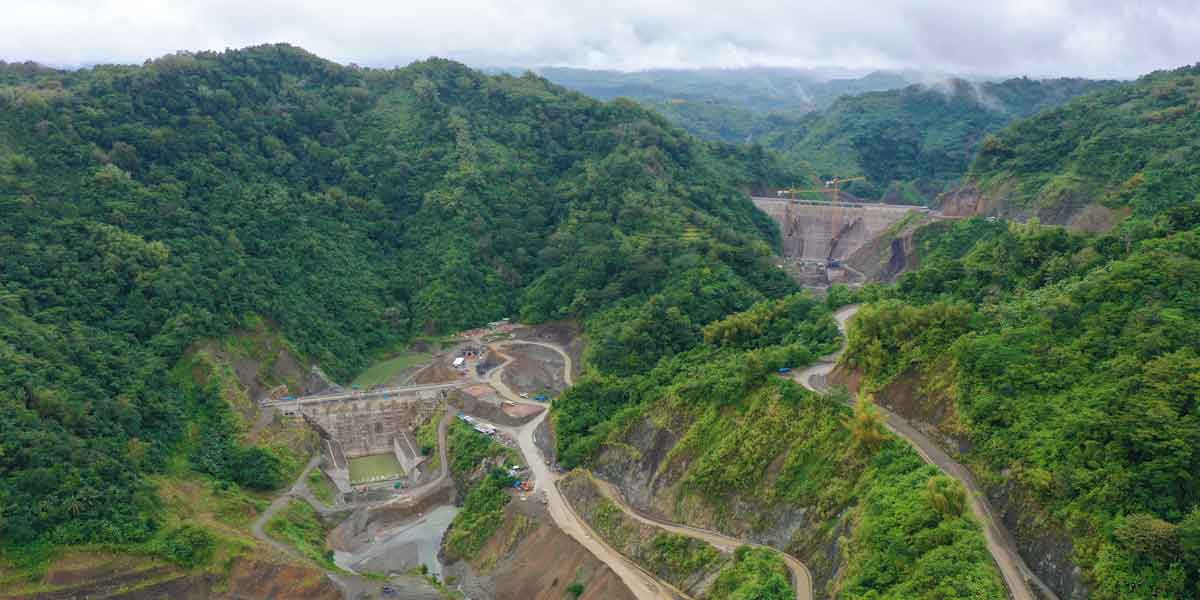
[0,44,803,564]
[969,63,1200,220]
[759,77,1116,203]
[844,207,1200,598]
[548,64,1200,599]
[555,290,1006,598]
[825,67,1200,598]
[543,68,1114,204]
[835,73,1200,597]
[4,38,1199,600]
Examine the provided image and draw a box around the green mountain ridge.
[4,41,1199,600]
[968,63,1200,222]
[534,66,915,114]
[539,67,1116,205]
[0,43,798,561]
[760,76,1118,202]
[844,206,1200,599]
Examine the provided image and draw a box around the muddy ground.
[335,505,459,578]
[329,483,456,554]
[450,392,545,428]
[412,356,466,384]
[510,320,584,380]
[442,499,635,600]
[3,556,363,600]
[499,343,567,396]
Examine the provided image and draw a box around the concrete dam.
[752,197,926,263]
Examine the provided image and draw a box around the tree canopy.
[0,44,798,553]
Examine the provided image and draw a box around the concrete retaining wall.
[752,197,923,262]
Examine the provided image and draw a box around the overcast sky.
[3,0,1198,78]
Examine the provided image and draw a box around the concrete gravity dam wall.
[752,197,926,262]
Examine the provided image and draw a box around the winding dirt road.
[489,338,814,600]
[487,340,681,600]
[794,305,1057,600]
[589,475,814,600]
[249,456,373,597]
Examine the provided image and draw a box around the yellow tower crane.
[783,175,866,265]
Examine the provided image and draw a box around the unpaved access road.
[488,340,682,600]
[249,456,376,598]
[250,410,455,599]
[589,474,814,600]
[794,304,1057,600]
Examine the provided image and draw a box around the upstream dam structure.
[751,197,926,263]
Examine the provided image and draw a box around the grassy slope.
[264,500,337,571]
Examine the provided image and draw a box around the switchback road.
[590,474,814,600]
[793,305,1057,600]
[487,340,681,600]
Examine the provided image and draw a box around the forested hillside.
[536,67,913,143]
[0,44,801,563]
[843,204,1200,598]
[537,67,912,115]
[556,291,1006,598]
[761,77,1116,203]
[969,63,1200,221]
[544,69,1113,205]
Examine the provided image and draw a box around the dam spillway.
[751,197,926,263]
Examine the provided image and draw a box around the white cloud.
[2,0,1198,78]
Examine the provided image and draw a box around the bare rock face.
[936,185,989,217]
[221,559,342,600]
[935,182,1129,232]
[844,212,934,283]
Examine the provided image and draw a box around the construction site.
[752,177,928,286]
[266,330,552,501]
[300,387,444,494]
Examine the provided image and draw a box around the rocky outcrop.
[844,212,935,283]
